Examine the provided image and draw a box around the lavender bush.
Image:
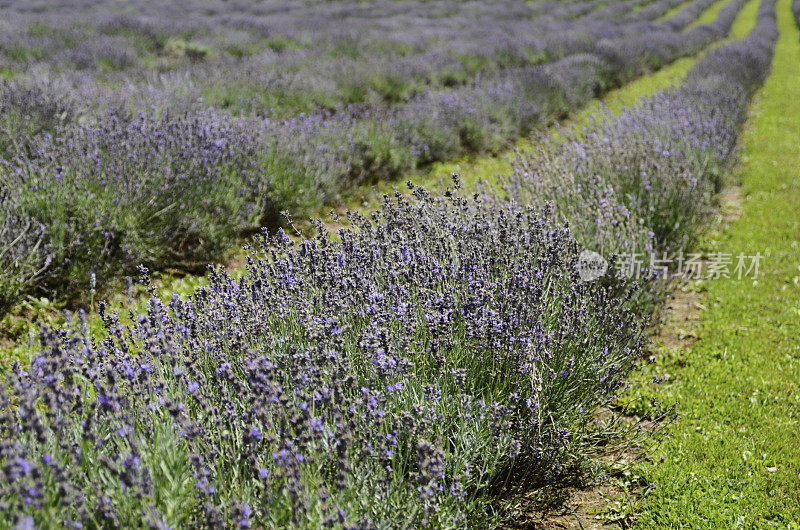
[0,77,76,153]
[0,185,648,527]
[0,108,264,312]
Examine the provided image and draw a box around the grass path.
[685,0,731,28]
[348,0,757,204]
[657,0,696,20]
[633,0,800,524]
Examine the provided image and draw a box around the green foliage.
[262,35,303,52]
[367,73,416,103]
[200,83,323,118]
[347,123,417,185]
[163,38,213,62]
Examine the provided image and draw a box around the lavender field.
[0,0,797,527]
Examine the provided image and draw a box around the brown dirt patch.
[509,487,628,529]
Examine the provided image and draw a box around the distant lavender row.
[0,0,694,131]
[0,0,745,314]
[0,0,778,527]
[0,0,676,117]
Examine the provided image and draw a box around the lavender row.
[505,0,777,272]
[0,0,690,142]
[0,0,715,140]
[0,0,745,315]
[0,0,780,527]
[0,0,712,131]
[126,0,695,117]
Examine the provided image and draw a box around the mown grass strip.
[685,0,732,27]
[634,0,800,524]
[658,0,696,20]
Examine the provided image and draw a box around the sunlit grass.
[657,0,695,20]
[633,0,800,524]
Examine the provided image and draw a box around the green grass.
[685,0,730,29]
[656,0,694,20]
[633,0,800,525]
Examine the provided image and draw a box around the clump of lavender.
[0,182,647,527]
[0,107,263,307]
[0,77,78,152]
